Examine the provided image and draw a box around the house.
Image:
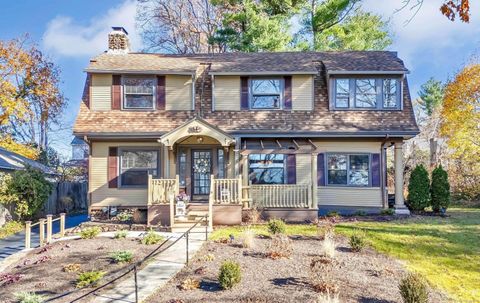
[0,147,57,177]
[64,137,89,169]
[73,27,418,228]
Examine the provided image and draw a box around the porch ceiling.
[241,138,316,154]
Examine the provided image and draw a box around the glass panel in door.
[192,150,212,195]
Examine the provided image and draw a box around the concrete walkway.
[94,230,208,303]
[0,213,88,262]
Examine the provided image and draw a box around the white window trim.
[121,76,156,110]
[325,153,372,187]
[249,77,285,110]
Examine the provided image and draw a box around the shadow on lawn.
[270,277,308,287]
[358,297,395,303]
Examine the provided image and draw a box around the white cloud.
[43,0,142,57]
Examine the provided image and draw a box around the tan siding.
[313,141,380,153]
[90,141,162,207]
[166,75,192,110]
[91,74,112,111]
[296,154,311,185]
[318,187,382,207]
[214,76,241,111]
[292,75,313,111]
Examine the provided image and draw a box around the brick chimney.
[108,27,130,54]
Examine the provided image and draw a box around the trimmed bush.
[76,271,105,288]
[14,292,44,303]
[218,260,241,289]
[349,230,367,252]
[114,230,128,239]
[267,218,286,235]
[110,250,134,263]
[79,227,101,239]
[399,273,428,303]
[407,165,431,211]
[141,230,164,245]
[431,165,450,212]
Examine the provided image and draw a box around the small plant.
[326,211,340,218]
[76,270,105,288]
[317,222,335,240]
[399,272,429,303]
[349,230,367,252]
[0,273,22,285]
[317,290,340,303]
[14,292,45,303]
[380,208,395,216]
[202,253,215,262]
[218,260,241,289]
[141,229,164,245]
[63,263,81,273]
[321,235,336,258]
[79,226,101,239]
[110,250,134,264]
[179,277,200,290]
[310,256,338,294]
[114,230,128,239]
[353,210,367,216]
[431,165,450,213]
[267,218,286,235]
[407,164,431,211]
[116,211,133,222]
[241,226,255,249]
[267,234,293,259]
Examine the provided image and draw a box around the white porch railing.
[249,183,311,208]
[148,175,179,205]
[210,175,243,204]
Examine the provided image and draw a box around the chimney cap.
[111,27,128,35]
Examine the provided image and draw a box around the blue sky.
[1,0,479,157]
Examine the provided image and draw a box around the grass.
[335,207,480,303]
[0,221,23,239]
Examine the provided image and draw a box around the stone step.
[187,210,209,217]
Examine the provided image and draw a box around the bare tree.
[137,0,226,53]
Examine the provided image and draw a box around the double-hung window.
[120,149,159,187]
[355,79,377,108]
[383,78,398,108]
[123,77,156,109]
[248,154,285,184]
[327,153,370,186]
[250,78,282,109]
[334,79,350,108]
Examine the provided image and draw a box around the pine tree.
[407,164,431,211]
[431,165,450,212]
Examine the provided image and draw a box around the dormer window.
[123,77,155,109]
[332,77,401,110]
[250,78,283,109]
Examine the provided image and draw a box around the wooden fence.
[41,182,88,215]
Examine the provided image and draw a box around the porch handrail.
[148,175,179,205]
[210,175,243,204]
[249,183,311,208]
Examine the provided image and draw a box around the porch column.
[234,138,241,177]
[394,141,410,215]
[311,153,318,209]
[163,145,170,178]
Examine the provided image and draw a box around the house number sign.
[188,126,202,133]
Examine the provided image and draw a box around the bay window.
[123,77,155,109]
[327,153,370,186]
[120,149,159,187]
[248,154,285,184]
[250,78,283,109]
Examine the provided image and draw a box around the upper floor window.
[123,77,155,109]
[250,78,283,109]
[333,77,401,110]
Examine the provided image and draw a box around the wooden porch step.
[187,210,208,217]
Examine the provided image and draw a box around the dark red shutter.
[111,75,122,110]
[240,76,249,110]
[284,76,292,109]
[317,153,326,186]
[371,153,380,187]
[108,147,118,188]
[157,75,166,110]
[286,154,296,184]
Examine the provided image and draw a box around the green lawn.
[336,208,480,303]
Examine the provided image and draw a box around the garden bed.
[0,237,156,303]
[146,232,448,303]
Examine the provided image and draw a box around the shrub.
[267,218,286,235]
[431,165,451,212]
[76,271,105,288]
[310,256,338,294]
[321,235,336,258]
[114,230,128,239]
[349,230,367,252]
[380,208,395,216]
[141,230,164,245]
[317,222,335,240]
[353,210,367,217]
[407,165,431,211]
[14,292,44,303]
[110,250,134,263]
[399,273,429,303]
[63,263,81,273]
[180,277,200,290]
[0,167,53,220]
[116,211,133,222]
[241,226,255,249]
[267,234,293,259]
[0,220,23,239]
[317,291,340,303]
[202,253,215,262]
[79,227,101,239]
[218,260,241,289]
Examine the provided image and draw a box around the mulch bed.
[0,237,155,303]
[146,235,448,303]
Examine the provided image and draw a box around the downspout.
[380,135,390,209]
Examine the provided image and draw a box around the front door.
[192,150,212,197]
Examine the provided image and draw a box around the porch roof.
[241,138,316,154]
